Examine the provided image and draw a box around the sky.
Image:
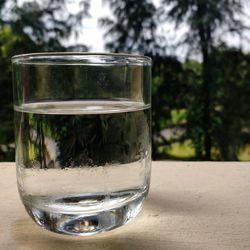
[67,0,108,52]
[64,0,250,59]
[70,0,187,55]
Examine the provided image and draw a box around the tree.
[1,0,90,52]
[160,0,248,159]
[99,0,200,160]
[152,55,189,159]
[99,0,164,55]
[212,47,250,160]
[0,0,90,160]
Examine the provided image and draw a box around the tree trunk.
[202,48,212,160]
[197,3,212,160]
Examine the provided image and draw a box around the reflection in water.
[29,128,59,169]
[15,101,150,169]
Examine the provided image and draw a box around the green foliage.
[152,56,189,158]
[0,26,18,160]
[99,0,250,161]
[18,109,150,168]
[1,0,250,162]
[211,48,250,160]
[0,0,90,160]
[99,0,164,55]
[159,0,248,160]
[160,0,246,51]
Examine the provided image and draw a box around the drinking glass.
[12,53,151,236]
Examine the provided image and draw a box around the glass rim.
[12,52,152,65]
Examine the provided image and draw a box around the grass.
[159,140,250,161]
[238,145,250,161]
[167,140,195,159]
[159,140,196,160]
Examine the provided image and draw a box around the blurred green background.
[1,0,250,161]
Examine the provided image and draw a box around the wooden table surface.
[1,162,250,250]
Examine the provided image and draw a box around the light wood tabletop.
[1,162,250,250]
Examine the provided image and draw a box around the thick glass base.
[24,194,144,236]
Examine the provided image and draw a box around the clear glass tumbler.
[12,53,151,236]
